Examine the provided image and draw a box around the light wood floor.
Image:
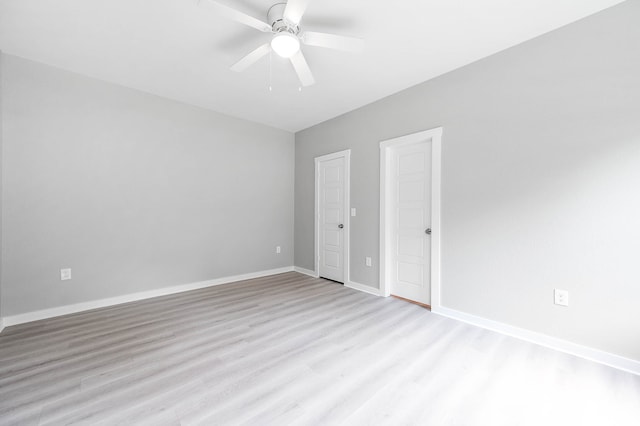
[1,272,638,425]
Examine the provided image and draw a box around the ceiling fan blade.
[199,0,272,32]
[231,43,271,72]
[283,0,310,26]
[301,31,364,52]
[290,50,315,86]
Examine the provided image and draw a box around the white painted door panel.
[319,157,345,282]
[390,141,431,304]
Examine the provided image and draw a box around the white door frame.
[379,128,442,305]
[315,149,351,282]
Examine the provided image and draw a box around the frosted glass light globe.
[271,32,300,58]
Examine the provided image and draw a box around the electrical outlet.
[554,289,569,307]
[276,246,281,254]
[365,257,372,267]
[60,268,72,281]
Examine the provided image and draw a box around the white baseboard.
[293,266,318,277]
[433,305,640,376]
[345,280,382,297]
[2,266,294,327]
[292,267,382,299]
[293,267,381,298]
[7,268,633,377]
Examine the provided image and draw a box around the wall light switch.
[554,289,569,307]
[351,208,356,217]
[61,268,72,281]
[276,246,281,254]
[365,257,372,267]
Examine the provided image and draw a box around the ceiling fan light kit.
[268,3,300,58]
[271,32,300,58]
[200,0,363,87]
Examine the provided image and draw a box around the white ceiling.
[0,0,626,132]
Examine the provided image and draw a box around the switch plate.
[365,257,372,267]
[554,289,569,306]
[351,208,356,217]
[61,268,72,281]
[276,246,281,254]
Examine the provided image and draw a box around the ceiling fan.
[199,0,364,87]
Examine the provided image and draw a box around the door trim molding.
[379,127,442,303]
[315,149,351,283]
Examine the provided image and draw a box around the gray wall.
[295,1,640,361]
[1,55,294,317]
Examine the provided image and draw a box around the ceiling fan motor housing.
[268,3,299,35]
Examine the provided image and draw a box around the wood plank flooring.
[1,272,638,425]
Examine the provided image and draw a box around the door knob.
[338,224,344,229]
[425,228,431,235]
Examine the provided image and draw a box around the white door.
[318,156,346,282]
[389,140,432,304]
